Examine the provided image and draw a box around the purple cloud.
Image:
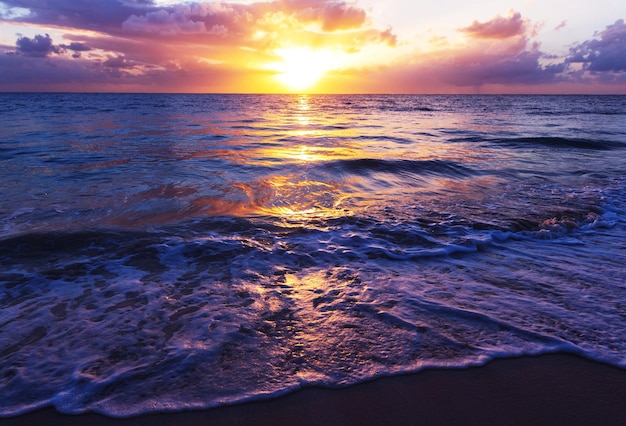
[381,12,626,92]
[56,41,93,58]
[102,55,133,69]
[122,8,207,35]
[61,42,93,52]
[15,33,61,57]
[567,19,626,72]
[120,0,155,5]
[1,0,155,33]
[0,53,112,88]
[446,50,561,86]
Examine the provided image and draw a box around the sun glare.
[271,47,336,92]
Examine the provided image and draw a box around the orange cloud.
[307,1,368,31]
[460,11,526,39]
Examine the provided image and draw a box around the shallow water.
[1,94,625,416]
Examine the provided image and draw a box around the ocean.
[1,93,625,417]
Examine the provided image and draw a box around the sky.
[0,0,625,93]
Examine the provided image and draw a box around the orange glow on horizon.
[268,47,340,93]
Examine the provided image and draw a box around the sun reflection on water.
[255,174,350,222]
[175,95,467,223]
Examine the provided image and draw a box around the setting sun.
[270,47,337,92]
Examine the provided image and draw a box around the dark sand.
[2,353,625,425]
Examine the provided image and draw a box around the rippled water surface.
[1,94,625,416]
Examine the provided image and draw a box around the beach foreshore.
[2,353,625,426]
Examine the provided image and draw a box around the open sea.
[1,93,625,417]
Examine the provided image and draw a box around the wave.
[526,108,626,116]
[1,186,623,417]
[387,106,437,112]
[354,135,415,144]
[322,158,479,179]
[449,136,625,150]
[1,179,620,266]
[2,201,618,282]
[498,137,625,150]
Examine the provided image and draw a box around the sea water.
[1,94,625,416]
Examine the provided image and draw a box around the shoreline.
[2,353,625,425]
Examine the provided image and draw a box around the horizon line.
[2,91,626,96]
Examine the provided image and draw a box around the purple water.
[1,94,625,416]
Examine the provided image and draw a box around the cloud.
[61,42,93,52]
[102,55,135,69]
[567,19,626,72]
[0,0,398,92]
[446,50,561,86]
[0,0,153,33]
[3,1,391,45]
[122,8,209,35]
[15,33,61,57]
[413,46,557,89]
[10,33,93,59]
[0,46,259,92]
[120,0,155,6]
[378,27,397,47]
[1,3,624,93]
[364,12,626,94]
[116,0,388,53]
[460,11,526,39]
[0,53,113,88]
[302,1,367,31]
[58,41,93,58]
[441,12,556,87]
[358,11,568,93]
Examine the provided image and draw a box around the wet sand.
[2,353,625,425]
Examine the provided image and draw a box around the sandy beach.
[2,353,625,426]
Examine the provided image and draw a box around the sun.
[270,47,336,92]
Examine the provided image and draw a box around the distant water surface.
[1,94,625,416]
